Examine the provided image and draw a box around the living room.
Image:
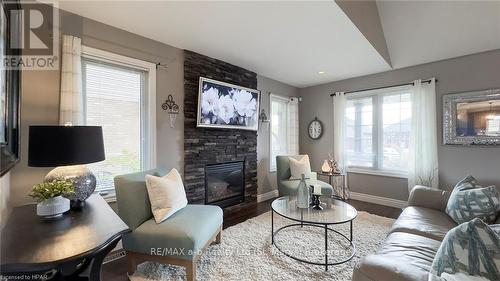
[1,1,499,281]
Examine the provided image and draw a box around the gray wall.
[6,8,296,208]
[9,9,185,207]
[257,76,299,195]
[299,49,500,201]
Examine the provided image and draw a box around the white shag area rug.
[129,211,395,281]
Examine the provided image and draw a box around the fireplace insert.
[205,160,245,208]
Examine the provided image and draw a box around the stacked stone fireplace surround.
[183,50,258,212]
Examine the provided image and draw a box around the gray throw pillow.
[445,176,499,224]
[429,218,500,281]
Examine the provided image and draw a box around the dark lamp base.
[45,165,96,209]
[70,200,86,210]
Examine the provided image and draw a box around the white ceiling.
[57,1,500,88]
[57,1,391,88]
[377,0,500,69]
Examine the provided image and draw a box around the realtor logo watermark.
[2,1,59,70]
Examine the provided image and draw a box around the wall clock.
[308,117,323,140]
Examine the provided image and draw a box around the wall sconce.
[258,109,270,131]
[162,94,180,128]
[259,109,270,123]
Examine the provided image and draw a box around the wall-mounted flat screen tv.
[197,77,260,131]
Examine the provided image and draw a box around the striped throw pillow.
[445,176,499,224]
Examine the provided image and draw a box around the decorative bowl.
[36,196,70,218]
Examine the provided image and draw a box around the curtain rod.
[330,78,437,97]
[81,34,172,69]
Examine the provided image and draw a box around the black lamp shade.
[28,126,105,167]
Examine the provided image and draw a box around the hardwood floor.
[102,199,401,281]
[102,257,129,281]
[346,199,402,219]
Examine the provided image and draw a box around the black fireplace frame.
[204,160,245,208]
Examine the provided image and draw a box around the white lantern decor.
[321,160,332,173]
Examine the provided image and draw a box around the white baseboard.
[256,190,407,208]
[349,192,407,209]
[257,190,279,203]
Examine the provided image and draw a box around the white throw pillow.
[289,155,312,179]
[145,168,188,223]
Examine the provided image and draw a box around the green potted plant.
[30,179,75,218]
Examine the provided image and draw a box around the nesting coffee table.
[271,196,357,270]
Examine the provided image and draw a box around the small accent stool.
[115,168,223,281]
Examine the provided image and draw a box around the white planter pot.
[36,196,70,218]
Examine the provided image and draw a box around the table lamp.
[28,126,105,209]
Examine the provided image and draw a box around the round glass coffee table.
[271,196,357,270]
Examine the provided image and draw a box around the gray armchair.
[276,155,334,199]
[114,168,223,281]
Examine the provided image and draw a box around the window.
[345,87,411,176]
[269,94,299,171]
[82,47,156,193]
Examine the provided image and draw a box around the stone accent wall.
[183,50,258,209]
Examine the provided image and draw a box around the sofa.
[352,185,455,281]
[353,185,500,281]
[114,168,223,281]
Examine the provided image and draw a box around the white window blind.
[83,58,147,192]
[269,95,299,171]
[345,87,411,175]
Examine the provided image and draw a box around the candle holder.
[312,194,323,210]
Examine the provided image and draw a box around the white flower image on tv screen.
[215,94,235,124]
[232,89,257,118]
[198,78,260,129]
[201,87,219,115]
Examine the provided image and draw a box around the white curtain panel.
[409,78,439,192]
[332,92,346,171]
[287,97,300,155]
[59,35,83,125]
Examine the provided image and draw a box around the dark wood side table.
[0,194,130,281]
[316,171,348,201]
